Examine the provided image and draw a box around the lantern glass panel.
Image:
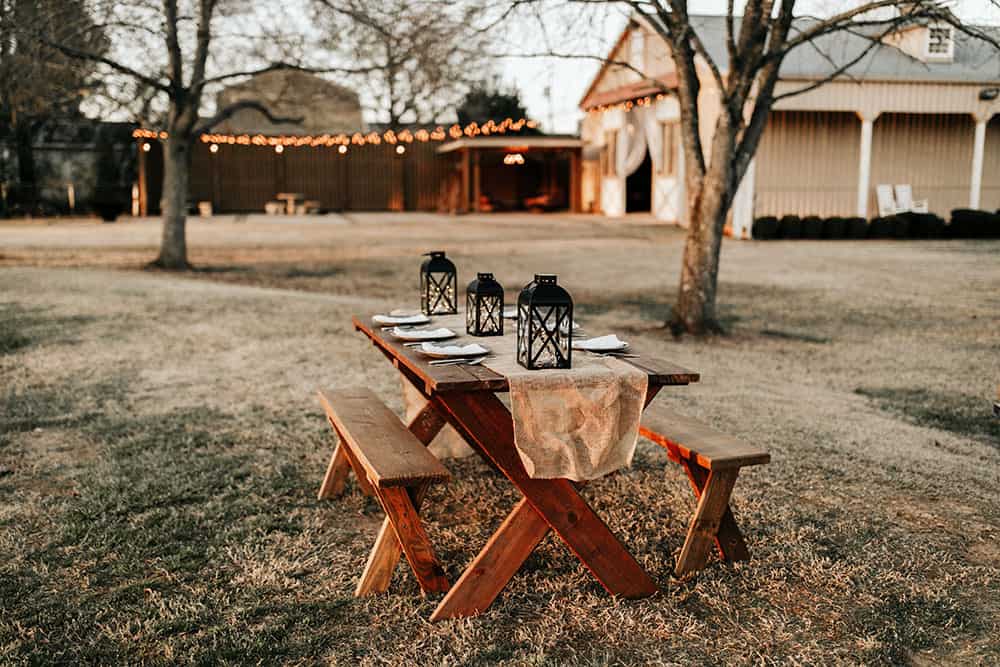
[420,251,457,315]
[516,274,573,369]
[466,273,504,336]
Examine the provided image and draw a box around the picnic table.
[275,192,305,215]
[337,312,700,620]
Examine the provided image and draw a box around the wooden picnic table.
[275,192,305,215]
[352,313,700,620]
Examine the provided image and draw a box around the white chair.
[876,184,897,217]
[894,184,928,214]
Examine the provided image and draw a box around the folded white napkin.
[374,312,429,325]
[572,334,628,351]
[392,326,454,340]
[420,342,489,356]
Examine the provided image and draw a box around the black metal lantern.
[420,251,457,315]
[517,274,573,370]
[466,273,504,336]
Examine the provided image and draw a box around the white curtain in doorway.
[642,107,663,174]
[614,107,661,178]
[615,111,647,178]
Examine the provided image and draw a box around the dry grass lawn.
[1,213,998,665]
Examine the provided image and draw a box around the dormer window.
[925,25,954,60]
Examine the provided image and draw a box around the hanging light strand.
[132,118,539,149]
[587,93,667,114]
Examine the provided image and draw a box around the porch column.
[472,150,481,213]
[460,148,470,213]
[856,111,877,218]
[732,158,755,239]
[969,115,987,209]
[569,149,581,212]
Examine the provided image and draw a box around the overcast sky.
[497,0,1000,134]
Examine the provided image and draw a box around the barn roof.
[581,14,1000,109]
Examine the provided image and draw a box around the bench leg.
[680,462,750,563]
[430,497,550,621]
[376,484,450,595]
[675,468,740,576]
[318,442,351,499]
[356,517,401,595]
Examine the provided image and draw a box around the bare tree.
[314,0,493,125]
[0,0,106,211]
[517,0,997,334]
[38,0,364,270]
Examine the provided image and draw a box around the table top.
[353,313,700,394]
[275,192,305,200]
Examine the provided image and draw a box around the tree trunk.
[14,119,37,211]
[153,133,191,269]
[671,170,729,335]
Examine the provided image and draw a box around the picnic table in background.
[275,192,305,215]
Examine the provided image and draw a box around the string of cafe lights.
[133,117,539,154]
[587,93,667,114]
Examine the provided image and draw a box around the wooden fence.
[139,139,454,214]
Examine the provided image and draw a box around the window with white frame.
[925,25,954,60]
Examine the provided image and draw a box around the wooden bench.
[317,388,451,596]
[639,406,770,577]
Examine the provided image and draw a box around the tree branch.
[40,39,170,93]
[192,99,304,135]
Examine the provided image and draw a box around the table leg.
[435,392,657,601]
[430,497,550,621]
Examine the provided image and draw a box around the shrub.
[778,215,802,239]
[949,209,994,238]
[801,216,824,239]
[891,213,911,239]
[868,216,894,239]
[752,216,779,240]
[847,217,868,239]
[908,213,945,239]
[822,217,848,239]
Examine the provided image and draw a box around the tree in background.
[456,83,532,128]
[0,0,106,213]
[518,0,997,335]
[314,0,494,125]
[38,0,366,270]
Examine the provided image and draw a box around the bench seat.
[639,408,770,471]
[639,404,770,576]
[317,387,450,596]
[319,388,449,489]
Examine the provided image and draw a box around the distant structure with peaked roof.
[213,69,364,135]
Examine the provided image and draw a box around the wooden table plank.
[354,313,699,393]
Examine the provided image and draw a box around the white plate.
[419,342,490,359]
[572,335,629,352]
[373,312,430,326]
[391,326,456,341]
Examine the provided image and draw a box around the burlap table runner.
[401,314,648,481]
